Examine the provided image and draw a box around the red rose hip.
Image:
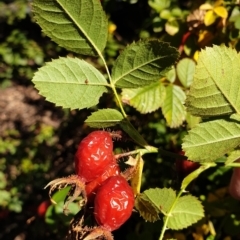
[45,130,114,214]
[229,160,240,200]
[37,200,51,218]
[86,159,120,204]
[176,151,200,177]
[75,131,113,182]
[94,176,134,231]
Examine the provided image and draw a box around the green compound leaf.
[135,193,160,222]
[182,119,240,162]
[85,109,124,128]
[166,195,204,230]
[162,84,186,128]
[112,40,179,88]
[144,188,176,214]
[32,0,108,56]
[186,45,240,117]
[176,58,196,88]
[32,57,108,110]
[121,81,166,114]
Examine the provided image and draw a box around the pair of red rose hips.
[74,131,134,232]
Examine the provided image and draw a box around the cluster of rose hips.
[45,130,135,240]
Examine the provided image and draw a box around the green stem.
[115,148,156,160]
[159,163,215,240]
[111,81,128,118]
[225,163,240,167]
[158,189,184,240]
[99,53,127,117]
[98,52,155,150]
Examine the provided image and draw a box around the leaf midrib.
[186,131,240,147]
[201,56,240,114]
[33,80,110,87]
[113,54,177,84]
[56,0,101,56]
[87,119,121,122]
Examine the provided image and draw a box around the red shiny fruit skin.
[86,160,120,203]
[37,200,51,218]
[75,131,113,182]
[229,164,240,200]
[94,176,134,231]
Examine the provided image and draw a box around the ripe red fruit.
[37,200,51,218]
[45,131,114,214]
[176,151,200,177]
[94,176,134,231]
[86,159,120,204]
[75,131,114,182]
[229,161,240,200]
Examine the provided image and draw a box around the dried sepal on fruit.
[66,209,91,240]
[83,227,113,240]
[115,155,139,181]
[44,175,86,214]
[66,209,114,240]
